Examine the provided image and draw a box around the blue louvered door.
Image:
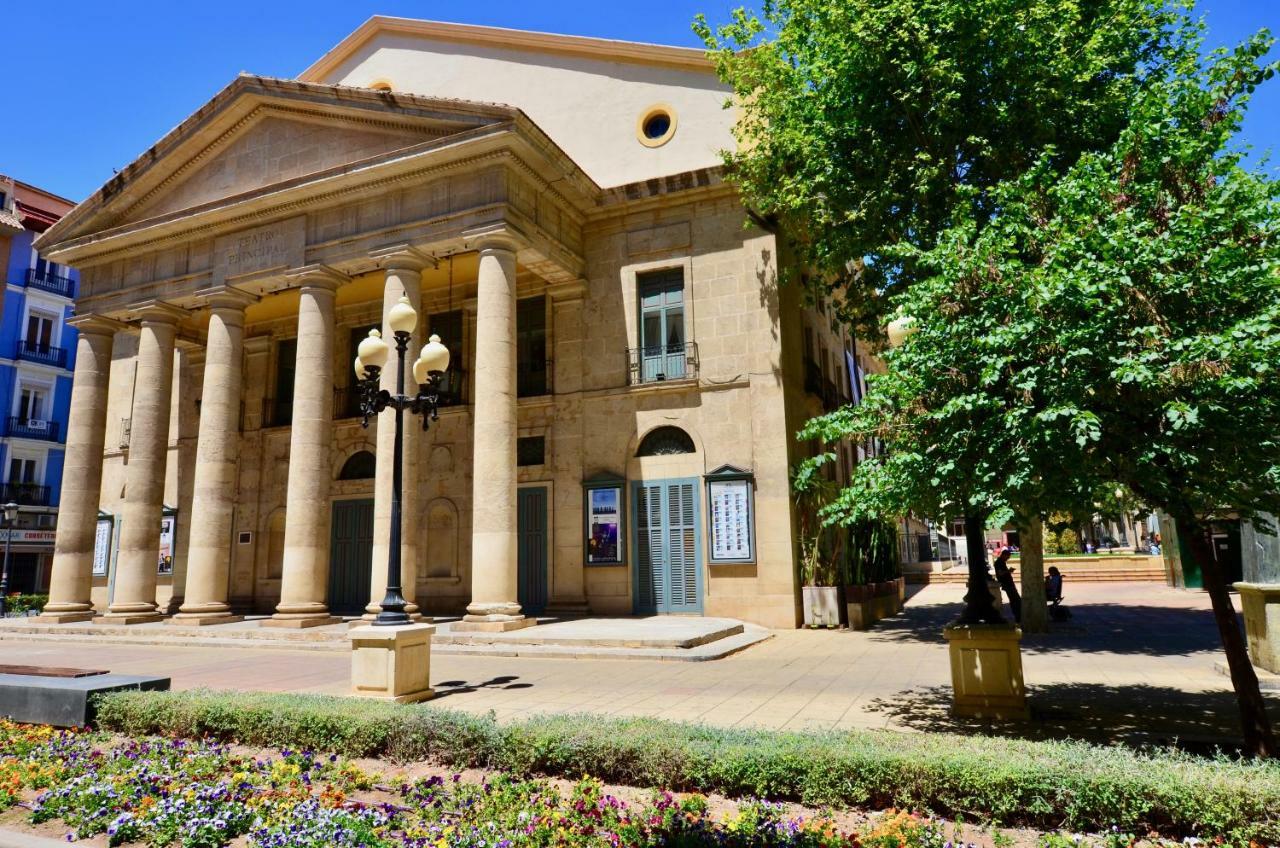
[633,479,702,614]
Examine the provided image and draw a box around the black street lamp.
[353,296,450,626]
[0,501,19,618]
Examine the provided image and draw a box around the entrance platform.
[0,616,770,662]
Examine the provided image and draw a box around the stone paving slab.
[0,616,769,661]
[1,583,1270,750]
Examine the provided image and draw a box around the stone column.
[366,249,428,620]
[173,288,256,624]
[40,316,126,623]
[460,236,531,630]
[547,281,589,613]
[104,303,187,623]
[267,268,345,627]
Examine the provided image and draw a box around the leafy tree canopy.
[696,0,1185,333]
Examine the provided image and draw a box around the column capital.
[463,222,525,255]
[128,300,190,326]
[369,244,435,273]
[195,284,258,312]
[66,314,128,338]
[285,264,348,292]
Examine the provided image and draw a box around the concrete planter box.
[801,586,842,628]
[845,581,904,630]
[1235,582,1280,674]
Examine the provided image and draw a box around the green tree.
[808,20,1280,754]
[695,0,1182,332]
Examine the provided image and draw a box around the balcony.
[627,343,699,386]
[803,358,823,397]
[24,268,75,298]
[262,398,293,428]
[15,340,67,368]
[333,387,363,421]
[6,417,59,442]
[0,483,50,506]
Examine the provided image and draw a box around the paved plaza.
[3,582,1267,751]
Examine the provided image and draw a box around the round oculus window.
[637,106,677,148]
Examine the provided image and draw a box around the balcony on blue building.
[0,482,51,506]
[24,267,76,298]
[15,339,68,368]
[6,416,60,442]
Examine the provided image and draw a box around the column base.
[453,615,537,633]
[94,613,164,626]
[943,621,1029,720]
[262,616,342,629]
[167,614,245,627]
[35,611,97,624]
[350,622,435,703]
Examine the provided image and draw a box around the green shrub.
[92,689,1280,843]
[3,594,46,616]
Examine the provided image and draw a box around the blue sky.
[3,0,1276,202]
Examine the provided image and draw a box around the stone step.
[908,568,1165,584]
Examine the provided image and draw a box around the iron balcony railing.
[15,340,67,368]
[6,417,59,442]
[333,387,362,421]
[0,483,50,506]
[627,342,698,386]
[24,268,75,298]
[803,358,823,397]
[262,398,293,428]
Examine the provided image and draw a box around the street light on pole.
[0,501,19,618]
[353,296,450,626]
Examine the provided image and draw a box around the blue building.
[0,176,78,595]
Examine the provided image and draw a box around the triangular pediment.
[126,111,430,222]
[43,75,520,247]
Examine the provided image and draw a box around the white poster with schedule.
[709,479,753,562]
[93,519,112,576]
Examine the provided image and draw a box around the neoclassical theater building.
[35,18,860,630]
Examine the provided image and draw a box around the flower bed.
[0,719,970,848]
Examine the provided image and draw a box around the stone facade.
[34,22,860,631]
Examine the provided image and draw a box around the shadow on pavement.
[432,675,534,699]
[865,682,1271,756]
[871,592,1235,658]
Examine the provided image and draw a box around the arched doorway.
[632,426,702,615]
[330,450,376,614]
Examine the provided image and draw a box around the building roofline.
[298,15,715,82]
[13,179,77,208]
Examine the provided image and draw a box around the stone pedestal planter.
[943,622,1028,720]
[801,586,842,628]
[349,622,435,703]
[1235,583,1280,674]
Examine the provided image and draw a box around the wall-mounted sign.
[93,519,113,576]
[584,474,625,566]
[705,465,755,564]
[157,515,176,575]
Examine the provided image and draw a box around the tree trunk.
[1020,515,1048,633]
[1176,514,1276,757]
[958,513,1003,623]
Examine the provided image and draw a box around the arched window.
[636,426,695,457]
[338,450,376,480]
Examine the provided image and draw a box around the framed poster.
[157,514,176,575]
[92,518,113,577]
[583,475,625,565]
[705,466,755,564]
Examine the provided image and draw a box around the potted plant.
[794,461,843,627]
[845,518,903,629]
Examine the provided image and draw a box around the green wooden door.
[517,486,549,614]
[328,499,373,615]
[633,478,702,614]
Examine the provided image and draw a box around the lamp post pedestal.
[348,621,435,703]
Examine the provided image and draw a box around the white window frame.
[6,448,46,486]
[12,376,54,422]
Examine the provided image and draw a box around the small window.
[517,436,545,467]
[637,105,677,148]
[636,426,695,457]
[338,450,376,480]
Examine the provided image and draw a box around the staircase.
[908,556,1165,584]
